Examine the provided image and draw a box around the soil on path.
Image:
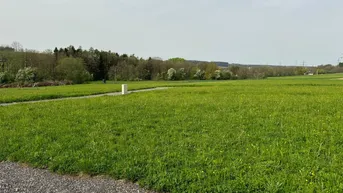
[0,162,156,193]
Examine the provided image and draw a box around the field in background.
[2,74,343,192]
[2,73,343,104]
[0,81,199,103]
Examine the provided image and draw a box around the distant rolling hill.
[187,60,304,68]
[187,60,229,67]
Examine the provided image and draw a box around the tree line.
[1,42,343,86]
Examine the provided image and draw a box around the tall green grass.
[2,74,343,192]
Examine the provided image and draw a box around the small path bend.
[0,87,169,107]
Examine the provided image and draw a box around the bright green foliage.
[3,75,343,192]
[56,58,92,84]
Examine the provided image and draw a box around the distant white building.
[304,71,314,76]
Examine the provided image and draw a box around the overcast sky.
[0,0,342,65]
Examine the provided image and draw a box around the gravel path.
[0,87,168,107]
[0,162,156,193]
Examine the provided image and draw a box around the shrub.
[177,68,186,80]
[213,70,221,80]
[221,70,232,80]
[15,67,36,84]
[167,68,177,80]
[0,71,14,83]
[193,69,205,80]
[56,57,92,84]
[156,72,167,80]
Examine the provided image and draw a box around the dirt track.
[0,87,168,107]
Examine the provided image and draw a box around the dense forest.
[1,42,343,86]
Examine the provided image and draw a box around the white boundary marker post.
[122,84,128,95]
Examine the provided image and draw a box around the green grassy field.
[1,74,343,192]
[0,81,200,103]
[1,73,342,104]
